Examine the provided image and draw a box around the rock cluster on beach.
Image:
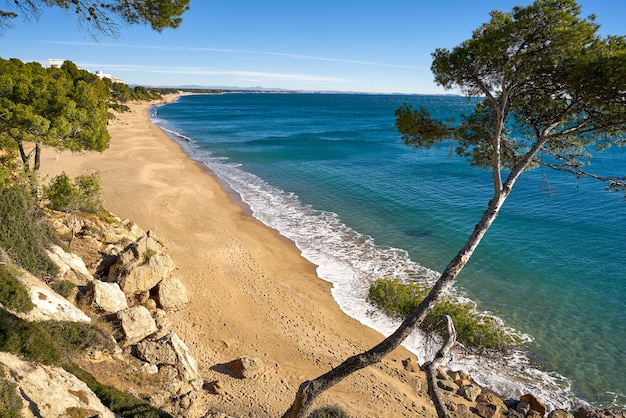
[423,364,625,418]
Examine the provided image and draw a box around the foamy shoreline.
[151,94,585,413]
[39,95,445,417]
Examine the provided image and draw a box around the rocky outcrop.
[45,244,92,284]
[1,210,199,417]
[135,332,203,394]
[458,384,482,402]
[521,393,548,416]
[156,275,189,310]
[14,272,91,323]
[0,352,115,418]
[574,407,626,418]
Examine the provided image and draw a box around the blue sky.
[1,1,624,94]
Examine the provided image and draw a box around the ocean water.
[152,93,626,411]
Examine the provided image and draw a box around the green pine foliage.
[368,278,518,351]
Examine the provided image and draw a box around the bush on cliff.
[44,172,103,214]
[0,265,33,313]
[0,186,59,277]
[368,278,518,351]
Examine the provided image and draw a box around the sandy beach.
[39,96,446,417]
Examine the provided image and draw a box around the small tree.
[284,1,626,416]
[44,172,103,242]
[0,58,110,179]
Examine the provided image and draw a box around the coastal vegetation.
[0,58,110,177]
[284,1,626,416]
[0,185,59,277]
[368,278,517,351]
[0,1,195,416]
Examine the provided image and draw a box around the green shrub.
[0,186,59,277]
[0,369,22,418]
[0,310,64,364]
[64,363,172,418]
[51,280,76,298]
[367,278,518,351]
[43,172,75,211]
[0,309,114,365]
[44,172,103,213]
[308,405,351,418]
[0,265,33,313]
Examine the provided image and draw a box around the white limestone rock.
[16,273,91,323]
[117,305,157,346]
[90,279,128,313]
[0,352,115,418]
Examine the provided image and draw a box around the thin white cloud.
[45,40,426,70]
[79,62,346,83]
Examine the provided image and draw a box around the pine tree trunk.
[282,191,509,418]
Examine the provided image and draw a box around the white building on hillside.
[48,59,123,83]
[95,70,124,84]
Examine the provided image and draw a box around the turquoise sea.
[152,93,625,411]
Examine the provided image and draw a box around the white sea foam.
[152,116,585,412]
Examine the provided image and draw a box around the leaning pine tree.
[283,0,626,416]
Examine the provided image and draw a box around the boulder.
[45,244,92,282]
[476,402,503,418]
[135,235,162,260]
[549,409,575,418]
[89,280,128,313]
[507,409,526,418]
[117,253,176,295]
[516,401,532,415]
[135,337,178,365]
[136,333,202,393]
[477,393,508,412]
[15,273,91,323]
[168,333,203,391]
[117,305,157,345]
[437,376,459,392]
[225,357,264,379]
[0,352,115,418]
[520,393,547,415]
[458,383,482,402]
[156,276,188,310]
